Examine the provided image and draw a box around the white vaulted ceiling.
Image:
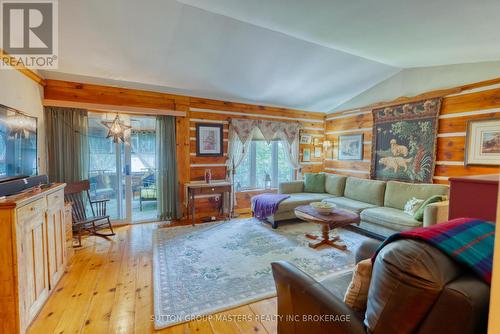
[42,0,500,112]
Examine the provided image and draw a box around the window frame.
[236,140,294,191]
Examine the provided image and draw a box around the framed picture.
[300,134,312,144]
[196,123,223,156]
[302,148,311,161]
[313,137,321,146]
[338,134,363,160]
[314,146,322,158]
[465,117,500,166]
[370,99,441,183]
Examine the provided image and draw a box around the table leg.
[191,191,195,226]
[220,192,224,218]
[305,233,318,240]
[307,225,347,250]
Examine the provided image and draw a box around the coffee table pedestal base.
[305,224,347,250]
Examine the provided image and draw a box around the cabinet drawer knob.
[30,207,35,211]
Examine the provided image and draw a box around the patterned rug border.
[152,218,359,329]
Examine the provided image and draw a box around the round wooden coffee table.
[294,205,360,250]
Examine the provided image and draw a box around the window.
[235,140,294,191]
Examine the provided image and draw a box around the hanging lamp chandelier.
[101,115,131,143]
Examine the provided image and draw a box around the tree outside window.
[235,140,294,191]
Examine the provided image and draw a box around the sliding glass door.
[87,112,158,223]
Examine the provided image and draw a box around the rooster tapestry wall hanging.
[370,98,441,183]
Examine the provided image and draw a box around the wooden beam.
[44,80,181,111]
[0,48,46,86]
[43,99,186,117]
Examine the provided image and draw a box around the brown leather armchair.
[271,239,490,334]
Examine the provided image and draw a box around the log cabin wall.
[43,80,325,218]
[187,97,325,216]
[324,79,500,183]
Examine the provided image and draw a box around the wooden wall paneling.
[44,77,500,218]
[189,141,229,155]
[190,166,227,181]
[434,165,500,178]
[44,80,185,111]
[441,87,500,114]
[436,137,465,162]
[189,98,325,120]
[325,113,372,132]
[438,111,500,133]
[325,82,500,184]
[187,102,323,217]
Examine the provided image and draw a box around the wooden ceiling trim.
[0,48,46,86]
[43,99,186,117]
[189,107,324,123]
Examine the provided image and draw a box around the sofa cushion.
[304,173,326,193]
[414,195,446,222]
[276,193,335,212]
[384,181,449,210]
[344,259,373,313]
[323,197,377,214]
[279,180,304,194]
[344,177,386,206]
[325,174,347,196]
[361,207,422,229]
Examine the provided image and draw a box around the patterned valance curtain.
[226,118,301,172]
[45,107,89,183]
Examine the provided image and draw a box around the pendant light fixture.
[101,114,131,143]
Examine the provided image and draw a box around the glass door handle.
[125,164,130,176]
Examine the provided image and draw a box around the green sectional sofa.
[270,174,449,238]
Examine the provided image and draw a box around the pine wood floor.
[28,223,277,334]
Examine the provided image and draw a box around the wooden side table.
[185,182,232,225]
[295,205,360,250]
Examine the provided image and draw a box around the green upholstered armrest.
[423,200,449,227]
[278,180,304,194]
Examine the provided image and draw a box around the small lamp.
[204,169,212,183]
[264,173,272,189]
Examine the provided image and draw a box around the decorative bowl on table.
[310,202,335,215]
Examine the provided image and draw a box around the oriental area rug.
[153,218,369,329]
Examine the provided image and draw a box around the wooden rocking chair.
[64,180,115,247]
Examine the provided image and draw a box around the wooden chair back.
[64,180,91,223]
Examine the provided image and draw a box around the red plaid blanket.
[373,218,495,284]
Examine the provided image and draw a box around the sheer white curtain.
[227,119,257,208]
[280,135,300,170]
[226,119,258,172]
[276,122,301,171]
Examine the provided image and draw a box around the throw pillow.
[403,197,424,216]
[304,173,325,193]
[413,195,445,222]
[344,259,373,312]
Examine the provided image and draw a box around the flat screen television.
[0,104,38,182]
